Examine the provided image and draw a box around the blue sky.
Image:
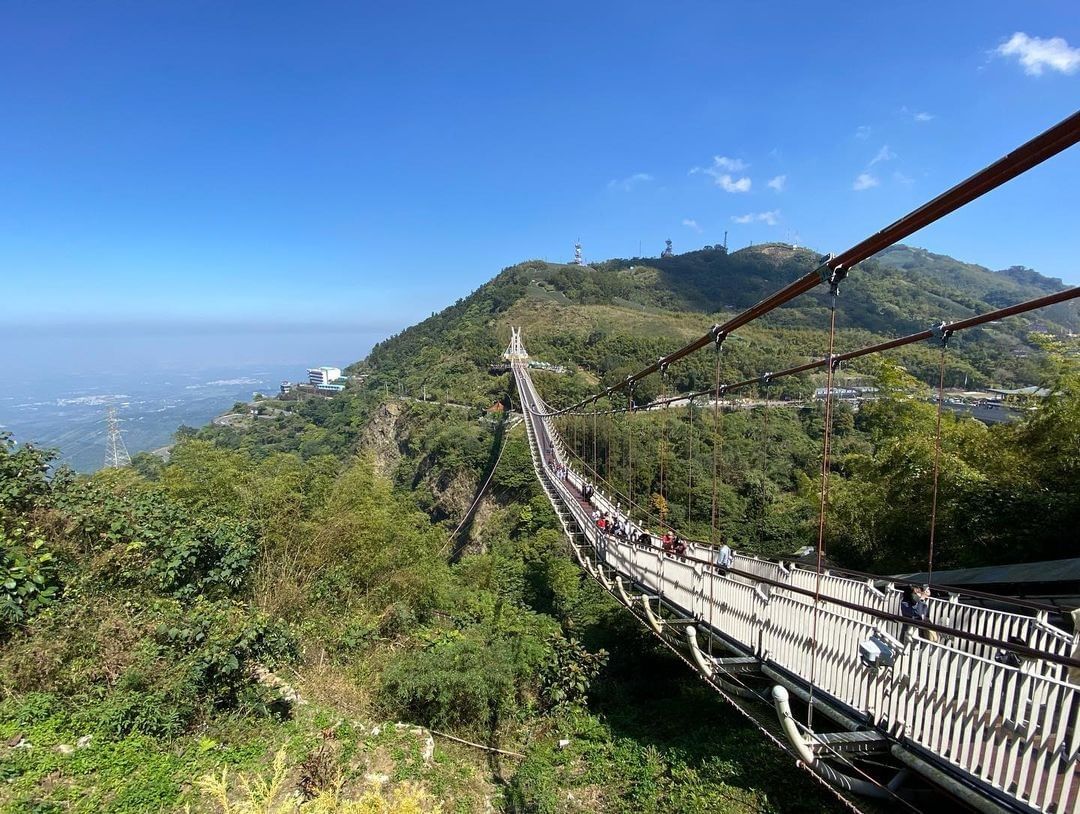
[3,1,1078,349]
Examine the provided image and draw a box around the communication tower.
[661,239,674,257]
[570,240,585,265]
[104,406,131,469]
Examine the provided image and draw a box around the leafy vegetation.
[2,242,1077,811]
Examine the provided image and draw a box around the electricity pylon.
[104,406,131,468]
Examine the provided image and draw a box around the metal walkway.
[512,357,1080,814]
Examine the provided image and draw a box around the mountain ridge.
[357,242,1078,405]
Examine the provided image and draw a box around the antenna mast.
[571,239,585,266]
[104,406,131,468]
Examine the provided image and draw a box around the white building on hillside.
[308,366,342,386]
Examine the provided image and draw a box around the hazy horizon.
[0,323,384,471]
[4,3,1078,344]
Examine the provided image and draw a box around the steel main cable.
[529,110,1080,419]
[537,285,1080,420]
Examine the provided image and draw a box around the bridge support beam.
[596,565,614,591]
[771,686,895,800]
[761,666,863,732]
[614,575,635,606]
[888,746,1006,814]
[641,595,665,634]
[686,626,758,699]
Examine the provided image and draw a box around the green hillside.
[2,242,1077,813]
[358,243,1078,410]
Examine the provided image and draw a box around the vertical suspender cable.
[604,407,611,481]
[759,387,770,549]
[627,392,635,524]
[687,397,695,525]
[659,367,667,522]
[927,339,949,586]
[808,286,840,727]
[710,343,722,545]
[592,408,598,479]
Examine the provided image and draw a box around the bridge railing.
[547,421,1076,671]
[544,418,1077,672]
[526,365,1076,660]
[779,565,1075,679]
[577,520,1080,811]
[515,363,1080,812]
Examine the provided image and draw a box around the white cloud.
[996,32,1080,76]
[691,155,752,193]
[900,106,935,122]
[732,210,780,226]
[853,173,879,191]
[869,145,896,166]
[767,174,787,192]
[893,170,914,186]
[716,174,751,193]
[607,172,654,192]
[711,156,747,172]
[682,218,702,233]
[855,125,871,140]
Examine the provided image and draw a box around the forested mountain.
[359,243,1078,409]
[2,242,1077,813]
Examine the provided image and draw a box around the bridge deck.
[514,361,1080,814]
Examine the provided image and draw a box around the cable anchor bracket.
[710,324,727,348]
[930,322,953,349]
[816,255,847,297]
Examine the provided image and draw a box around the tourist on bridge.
[715,542,734,574]
[899,584,936,642]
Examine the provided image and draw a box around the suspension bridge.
[503,111,1080,813]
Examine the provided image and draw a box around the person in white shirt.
[715,542,734,574]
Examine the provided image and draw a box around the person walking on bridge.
[899,584,936,642]
[715,542,734,574]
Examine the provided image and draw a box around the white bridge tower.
[503,327,529,362]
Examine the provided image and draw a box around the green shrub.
[1,526,59,631]
[380,631,519,730]
[0,433,58,518]
[154,600,298,712]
